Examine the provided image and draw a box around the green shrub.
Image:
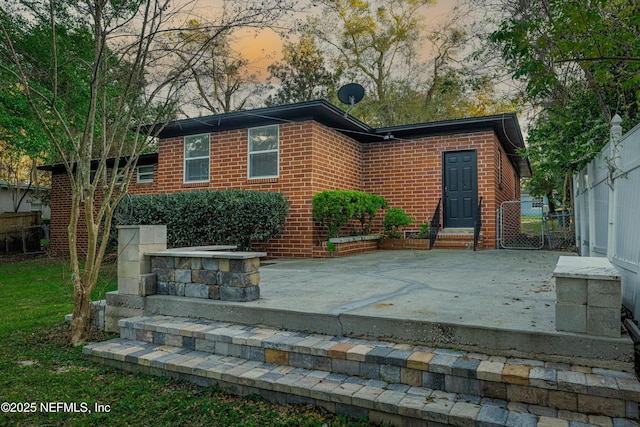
[353,193,388,234]
[312,190,387,238]
[383,207,414,238]
[119,190,289,250]
[418,222,430,239]
[312,190,356,238]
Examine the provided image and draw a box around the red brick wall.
[155,121,364,258]
[311,123,363,192]
[48,166,159,255]
[363,135,444,229]
[310,123,364,248]
[49,123,521,257]
[362,131,520,249]
[147,122,320,258]
[49,173,74,255]
[490,135,522,245]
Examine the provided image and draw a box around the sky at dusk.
[187,0,462,81]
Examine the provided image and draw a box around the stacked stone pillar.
[117,225,167,295]
[105,225,265,332]
[105,225,167,332]
[553,256,622,337]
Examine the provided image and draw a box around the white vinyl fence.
[574,115,640,320]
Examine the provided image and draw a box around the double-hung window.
[248,125,279,179]
[184,133,210,183]
[137,165,154,183]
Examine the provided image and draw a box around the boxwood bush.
[312,190,387,238]
[383,207,414,238]
[120,190,289,250]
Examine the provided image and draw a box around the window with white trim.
[248,125,279,178]
[184,133,210,182]
[137,165,154,183]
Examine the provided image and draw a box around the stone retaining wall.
[149,253,262,302]
[105,225,265,332]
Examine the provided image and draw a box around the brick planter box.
[313,235,381,257]
[378,238,431,250]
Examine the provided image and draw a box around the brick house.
[46,100,530,257]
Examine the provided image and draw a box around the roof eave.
[38,152,159,173]
[373,113,531,178]
[154,100,373,140]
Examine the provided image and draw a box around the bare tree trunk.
[68,188,85,345]
[70,280,93,345]
[562,170,571,221]
[546,191,556,214]
[2,0,295,347]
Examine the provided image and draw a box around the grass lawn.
[520,215,571,235]
[0,256,370,426]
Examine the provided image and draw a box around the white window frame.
[137,165,154,183]
[184,133,210,183]
[248,125,279,179]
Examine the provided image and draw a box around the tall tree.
[0,140,35,212]
[305,0,433,124]
[0,0,294,345]
[174,20,262,115]
[490,0,639,122]
[525,86,609,211]
[265,34,339,105]
[304,0,514,125]
[487,0,640,203]
[0,80,52,212]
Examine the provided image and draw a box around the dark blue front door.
[443,150,478,228]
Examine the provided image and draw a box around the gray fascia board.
[149,105,532,177]
[155,100,373,140]
[373,113,531,177]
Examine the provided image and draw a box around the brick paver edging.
[83,338,640,427]
[113,315,640,420]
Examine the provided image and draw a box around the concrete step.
[432,232,482,250]
[83,337,640,426]
[99,315,640,421]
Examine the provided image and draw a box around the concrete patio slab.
[258,250,559,331]
[141,250,634,371]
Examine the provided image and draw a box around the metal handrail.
[429,199,441,249]
[473,197,483,251]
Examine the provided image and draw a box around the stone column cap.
[553,256,621,280]
[146,250,266,259]
[163,245,237,252]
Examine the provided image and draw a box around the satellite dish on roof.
[337,83,365,117]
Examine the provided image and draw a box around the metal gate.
[498,200,544,249]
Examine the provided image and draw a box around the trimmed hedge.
[121,190,289,250]
[312,190,387,238]
[383,207,414,238]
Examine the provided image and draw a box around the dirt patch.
[374,303,394,308]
